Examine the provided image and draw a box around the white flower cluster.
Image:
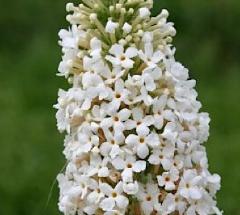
[55,1,222,214]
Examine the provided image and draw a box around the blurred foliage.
[0,0,239,214]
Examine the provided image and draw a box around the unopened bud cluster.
[55,1,222,214]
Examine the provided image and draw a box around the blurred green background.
[0,0,239,214]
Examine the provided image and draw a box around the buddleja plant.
[55,0,222,214]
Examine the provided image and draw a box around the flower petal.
[137,124,149,137]
[137,144,149,159]
[143,115,154,126]
[116,195,129,209]
[115,79,124,92]
[109,44,124,56]
[126,134,138,146]
[132,160,146,172]
[100,197,115,211]
[123,181,139,195]
[189,187,202,200]
[144,43,153,58]
[144,73,156,91]
[100,142,111,156]
[154,114,164,130]
[124,120,136,130]
[152,50,164,63]
[99,183,113,196]
[105,55,121,66]
[118,108,131,121]
[122,168,133,182]
[132,107,143,121]
[125,47,138,58]
[110,145,121,159]
[146,133,160,147]
[165,181,176,191]
[179,188,189,199]
[122,59,134,69]
[98,167,109,177]
[115,181,124,193]
[148,154,161,165]
[112,157,126,170]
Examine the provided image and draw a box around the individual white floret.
[89,37,102,58]
[142,67,163,91]
[105,20,119,33]
[148,143,175,170]
[106,44,138,69]
[87,183,105,204]
[72,131,99,157]
[59,25,84,49]
[178,169,203,200]
[185,191,222,215]
[100,131,123,159]
[125,106,154,134]
[54,88,85,133]
[99,65,125,85]
[161,121,179,144]
[100,107,131,141]
[126,127,160,159]
[108,79,130,112]
[87,153,110,177]
[136,182,161,215]
[162,193,187,215]
[58,25,86,77]
[157,168,179,191]
[152,95,168,129]
[122,22,132,34]
[112,154,146,182]
[139,7,151,19]
[57,174,96,214]
[99,182,129,212]
[139,33,164,68]
[123,181,139,195]
[167,61,189,81]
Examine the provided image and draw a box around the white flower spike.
[56,1,222,214]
